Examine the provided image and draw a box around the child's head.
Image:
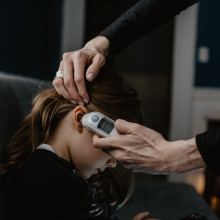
[44,104,117,179]
[2,66,142,207]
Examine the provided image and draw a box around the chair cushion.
[0,72,50,157]
[117,181,218,220]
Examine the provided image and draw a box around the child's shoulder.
[25,149,70,172]
[19,149,87,190]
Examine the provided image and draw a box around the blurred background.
[0,0,219,217]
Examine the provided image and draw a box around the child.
[1,67,157,220]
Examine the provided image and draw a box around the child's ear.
[72,105,89,133]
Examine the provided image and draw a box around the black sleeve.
[100,0,198,55]
[196,129,220,176]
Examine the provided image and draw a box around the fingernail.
[84,99,88,104]
[78,102,84,106]
[87,73,94,81]
[71,100,77,104]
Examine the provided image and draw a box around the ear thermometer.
[82,111,119,137]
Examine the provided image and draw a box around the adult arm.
[93,119,207,175]
[53,0,198,104]
[100,0,198,55]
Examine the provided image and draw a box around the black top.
[3,149,117,220]
[100,0,220,176]
[196,130,220,176]
[100,0,198,55]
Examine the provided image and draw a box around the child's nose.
[107,158,117,168]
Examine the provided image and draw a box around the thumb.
[86,53,106,81]
[114,119,135,135]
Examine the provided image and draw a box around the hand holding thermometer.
[82,112,119,137]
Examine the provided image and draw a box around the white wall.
[168,3,203,190]
[169,3,199,141]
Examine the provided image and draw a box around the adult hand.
[131,211,159,220]
[93,119,206,174]
[53,36,110,105]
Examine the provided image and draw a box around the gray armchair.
[0,72,218,220]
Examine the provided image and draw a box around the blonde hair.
[1,66,142,208]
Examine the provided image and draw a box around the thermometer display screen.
[97,117,114,134]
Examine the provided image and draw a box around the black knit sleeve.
[100,0,198,55]
[196,129,220,176]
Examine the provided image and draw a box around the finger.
[131,211,149,220]
[53,80,74,101]
[106,149,131,162]
[92,135,126,160]
[63,56,84,104]
[114,119,137,135]
[115,119,156,137]
[73,56,89,104]
[53,61,73,101]
[93,134,125,150]
[122,161,144,171]
[86,53,106,81]
[93,134,138,163]
[92,120,136,148]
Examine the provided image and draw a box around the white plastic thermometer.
[82,111,119,137]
